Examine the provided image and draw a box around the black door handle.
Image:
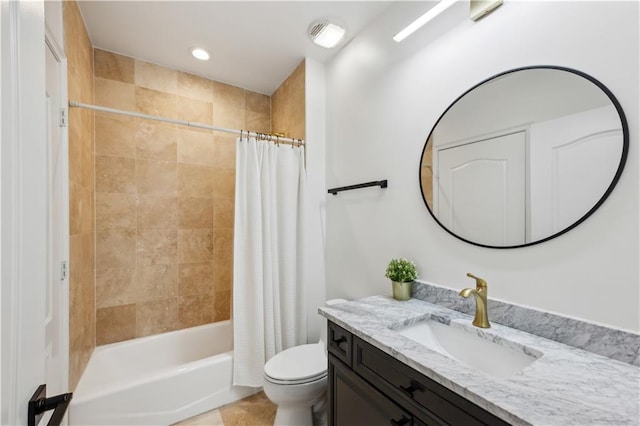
[28,384,73,426]
[399,380,425,399]
[390,415,411,426]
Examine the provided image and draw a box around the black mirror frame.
[418,65,629,249]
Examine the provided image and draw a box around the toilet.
[263,299,347,426]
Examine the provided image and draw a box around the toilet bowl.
[263,299,347,426]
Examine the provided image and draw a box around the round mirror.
[419,66,628,248]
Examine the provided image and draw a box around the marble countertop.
[319,296,640,426]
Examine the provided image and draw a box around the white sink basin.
[398,320,540,379]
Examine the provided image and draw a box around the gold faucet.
[459,273,491,328]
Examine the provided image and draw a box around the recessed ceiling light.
[309,20,347,49]
[190,47,211,61]
[393,0,457,43]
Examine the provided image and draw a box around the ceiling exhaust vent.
[308,20,346,49]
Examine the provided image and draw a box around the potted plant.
[385,258,418,301]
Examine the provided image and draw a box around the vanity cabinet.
[327,321,509,426]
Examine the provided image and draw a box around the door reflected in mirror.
[420,66,628,248]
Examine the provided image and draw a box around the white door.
[435,132,526,246]
[45,35,69,410]
[529,105,623,240]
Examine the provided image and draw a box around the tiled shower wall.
[93,49,271,345]
[272,61,305,140]
[64,0,96,390]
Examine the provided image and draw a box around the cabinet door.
[329,354,412,426]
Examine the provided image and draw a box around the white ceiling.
[77,1,393,95]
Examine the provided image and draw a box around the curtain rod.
[68,101,305,145]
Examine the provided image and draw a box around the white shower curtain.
[233,137,308,387]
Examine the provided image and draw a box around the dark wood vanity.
[327,321,510,426]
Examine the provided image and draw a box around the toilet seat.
[264,343,327,385]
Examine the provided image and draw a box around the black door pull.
[332,336,347,345]
[390,415,411,426]
[28,384,73,426]
[399,380,425,398]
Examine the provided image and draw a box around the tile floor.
[175,392,276,426]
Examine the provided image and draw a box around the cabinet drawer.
[353,336,509,426]
[329,354,413,426]
[327,322,352,367]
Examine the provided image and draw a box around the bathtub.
[69,320,256,425]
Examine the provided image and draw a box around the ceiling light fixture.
[393,0,457,43]
[190,47,211,61]
[309,20,347,49]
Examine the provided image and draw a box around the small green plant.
[385,258,418,283]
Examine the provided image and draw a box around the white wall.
[325,1,639,332]
[304,58,327,342]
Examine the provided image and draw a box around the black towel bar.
[328,180,388,195]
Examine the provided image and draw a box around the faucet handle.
[466,273,487,289]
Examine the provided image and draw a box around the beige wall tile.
[178,164,214,197]
[136,159,177,195]
[95,263,175,310]
[213,255,232,293]
[214,290,231,321]
[139,263,178,300]
[69,234,84,337]
[95,267,137,308]
[65,0,95,391]
[213,198,234,229]
[211,168,235,199]
[178,129,215,166]
[138,195,177,229]
[95,113,136,158]
[96,304,136,345]
[135,87,177,119]
[177,96,213,125]
[96,228,136,271]
[178,72,214,102]
[178,229,213,263]
[212,134,236,169]
[94,49,135,84]
[213,105,244,129]
[135,60,178,94]
[91,51,248,344]
[213,82,245,110]
[135,119,177,162]
[246,91,270,115]
[95,77,135,110]
[179,197,213,229]
[96,156,136,194]
[80,109,95,189]
[81,189,95,235]
[68,108,83,184]
[69,182,92,236]
[81,231,96,285]
[178,294,214,328]
[96,263,177,309]
[95,193,136,232]
[245,111,271,134]
[213,228,233,261]
[213,227,233,292]
[136,298,178,337]
[137,229,177,266]
[178,262,214,296]
[271,60,305,140]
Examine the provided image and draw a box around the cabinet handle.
[399,380,424,399]
[390,415,411,426]
[332,336,347,346]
